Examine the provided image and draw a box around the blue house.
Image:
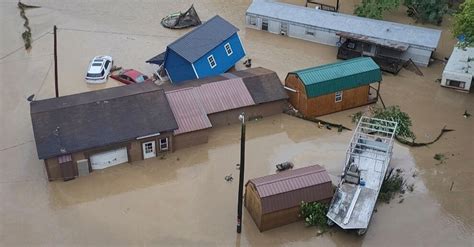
[147,15,246,84]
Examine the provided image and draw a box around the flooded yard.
[1,0,473,246]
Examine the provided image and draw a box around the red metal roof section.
[248,165,333,214]
[195,78,255,114]
[165,88,212,135]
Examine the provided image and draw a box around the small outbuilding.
[441,46,473,92]
[245,165,333,232]
[285,57,381,117]
[147,15,246,84]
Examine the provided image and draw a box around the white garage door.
[90,147,128,170]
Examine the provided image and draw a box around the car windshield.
[87,73,102,78]
[92,63,102,66]
[135,75,146,83]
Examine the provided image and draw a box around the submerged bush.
[379,168,406,203]
[300,201,329,228]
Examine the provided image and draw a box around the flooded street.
[1,0,473,246]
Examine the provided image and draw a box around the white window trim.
[159,138,169,151]
[224,43,233,56]
[207,55,217,69]
[335,91,343,103]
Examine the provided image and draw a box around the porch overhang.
[337,32,409,51]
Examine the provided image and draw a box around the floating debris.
[224,174,233,182]
[161,5,201,29]
[18,2,40,50]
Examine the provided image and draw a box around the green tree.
[354,0,400,19]
[452,0,474,46]
[404,0,448,25]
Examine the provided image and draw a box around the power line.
[57,27,180,39]
[0,31,52,61]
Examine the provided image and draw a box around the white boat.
[327,116,397,235]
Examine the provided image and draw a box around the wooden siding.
[245,183,263,230]
[246,179,332,231]
[285,75,371,117]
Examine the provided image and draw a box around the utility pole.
[237,113,246,233]
[54,25,59,98]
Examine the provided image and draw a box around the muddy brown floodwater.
[1,0,473,246]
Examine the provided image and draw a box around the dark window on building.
[159,138,169,151]
[224,43,233,56]
[280,23,288,35]
[262,19,268,31]
[207,55,216,68]
[335,91,343,102]
[448,80,465,88]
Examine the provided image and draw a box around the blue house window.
[224,43,233,56]
[208,55,217,68]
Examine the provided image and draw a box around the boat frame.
[327,116,397,235]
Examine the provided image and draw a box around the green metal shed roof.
[289,57,382,98]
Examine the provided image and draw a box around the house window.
[207,55,216,68]
[249,16,257,26]
[159,138,169,151]
[448,80,465,88]
[280,23,288,36]
[305,29,315,36]
[144,142,154,154]
[335,91,343,102]
[262,19,268,31]
[224,43,233,56]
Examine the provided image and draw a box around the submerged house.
[245,165,333,232]
[30,83,178,181]
[245,0,441,72]
[147,15,246,84]
[166,67,289,149]
[441,46,473,92]
[31,68,288,181]
[285,57,382,117]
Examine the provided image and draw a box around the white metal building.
[441,46,473,92]
[245,0,442,67]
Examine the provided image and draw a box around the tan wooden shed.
[244,165,333,232]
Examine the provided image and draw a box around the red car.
[110,69,152,85]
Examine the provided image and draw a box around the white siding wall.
[246,15,339,46]
[400,47,433,67]
[246,14,432,66]
[441,71,472,91]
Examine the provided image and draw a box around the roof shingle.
[167,15,239,63]
[31,83,178,159]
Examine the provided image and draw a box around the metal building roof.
[195,78,255,114]
[442,46,474,81]
[289,57,382,98]
[165,88,212,135]
[246,0,441,50]
[31,83,178,159]
[167,15,239,63]
[248,165,333,214]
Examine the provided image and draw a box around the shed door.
[59,154,75,181]
[90,147,128,170]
